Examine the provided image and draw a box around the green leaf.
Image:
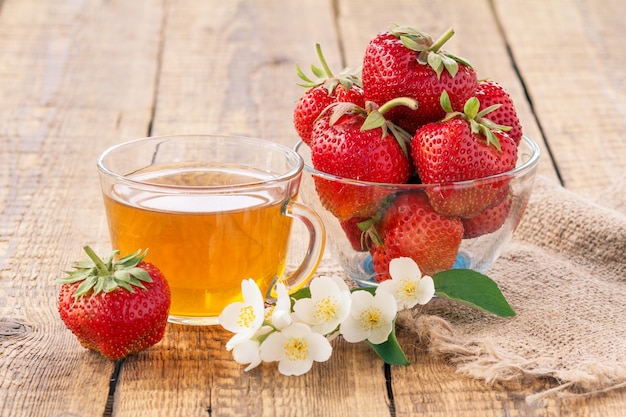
[433,269,516,317]
[290,287,311,301]
[366,322,410,366]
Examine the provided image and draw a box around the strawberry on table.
[411,91,518,218]
[362,25,478,134]
[310,98,416,221]
[293,43,364,145]
[371,192,464,280]
[475,80,523,145]
[58,246,171,361]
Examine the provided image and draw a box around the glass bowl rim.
[294,134,540,189]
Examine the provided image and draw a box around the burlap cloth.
[318,174,626,402]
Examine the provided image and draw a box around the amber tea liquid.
[103,164,293,322]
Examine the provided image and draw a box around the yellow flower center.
[314,296,338,322]
[237,305,256,328]
[359,307,383,331]
[284,337,308,361]
[399,278,417,301]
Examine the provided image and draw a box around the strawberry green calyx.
[323,97,417,158]
[361,98,418,157]
[390,25,473,79]
[59,246,153,301]
[296,43,362,94]
[440,91,511,151]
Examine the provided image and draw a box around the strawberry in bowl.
[293,25,540,286]
[295,134,539,285]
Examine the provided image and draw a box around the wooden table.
[1,0,625,416]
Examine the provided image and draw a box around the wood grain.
[0,0,161,415]
[150,0,344,145]
[495,0,626,195]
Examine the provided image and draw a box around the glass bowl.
[295,135,540,287]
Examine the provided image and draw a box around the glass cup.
[97,134,325,325]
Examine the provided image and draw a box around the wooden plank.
[0,0,163,415]
[111,1,392,416]
[150,0,344,146]
[495,0,626,195]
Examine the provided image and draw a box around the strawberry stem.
[316,43,334,78]
[83,245,110,276]
[377,97,418,115]
[430,28,455,53]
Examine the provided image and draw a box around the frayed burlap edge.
[397,310,626,404]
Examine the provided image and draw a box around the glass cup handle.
[274,199,326,296]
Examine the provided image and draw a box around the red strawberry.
[294,43,364,145]
[340,217,375,252]
[462,195,513,239]
[411,92,518,218]
[58,247,171,361]
[371,192,464,281]
[362,25,478,134]
[474,80,523,145]
[310,99,416,221]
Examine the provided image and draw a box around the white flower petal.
[389,257,421,280]
[225,332,250,351]
[279,357,313,376]
[260,323,332,376]
[367,320,395,344]
[329,275,350,292]
[293,298,316,324]
[219,302,247,333]
[349,290,375,316]
[259,332,287,362]
[271,283,293,329]
[307,332,333,362]
[341,290,396,344]
[308,276,335,295]
[293,277,352,336]
[241,278,264,306]
[373,291,398,317]
[375,279,395,300]
[339,315,368,343]
[220,279,266,350]
[232,339,262,372]
[416,276,435,305]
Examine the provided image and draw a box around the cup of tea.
[97,134,326,325]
